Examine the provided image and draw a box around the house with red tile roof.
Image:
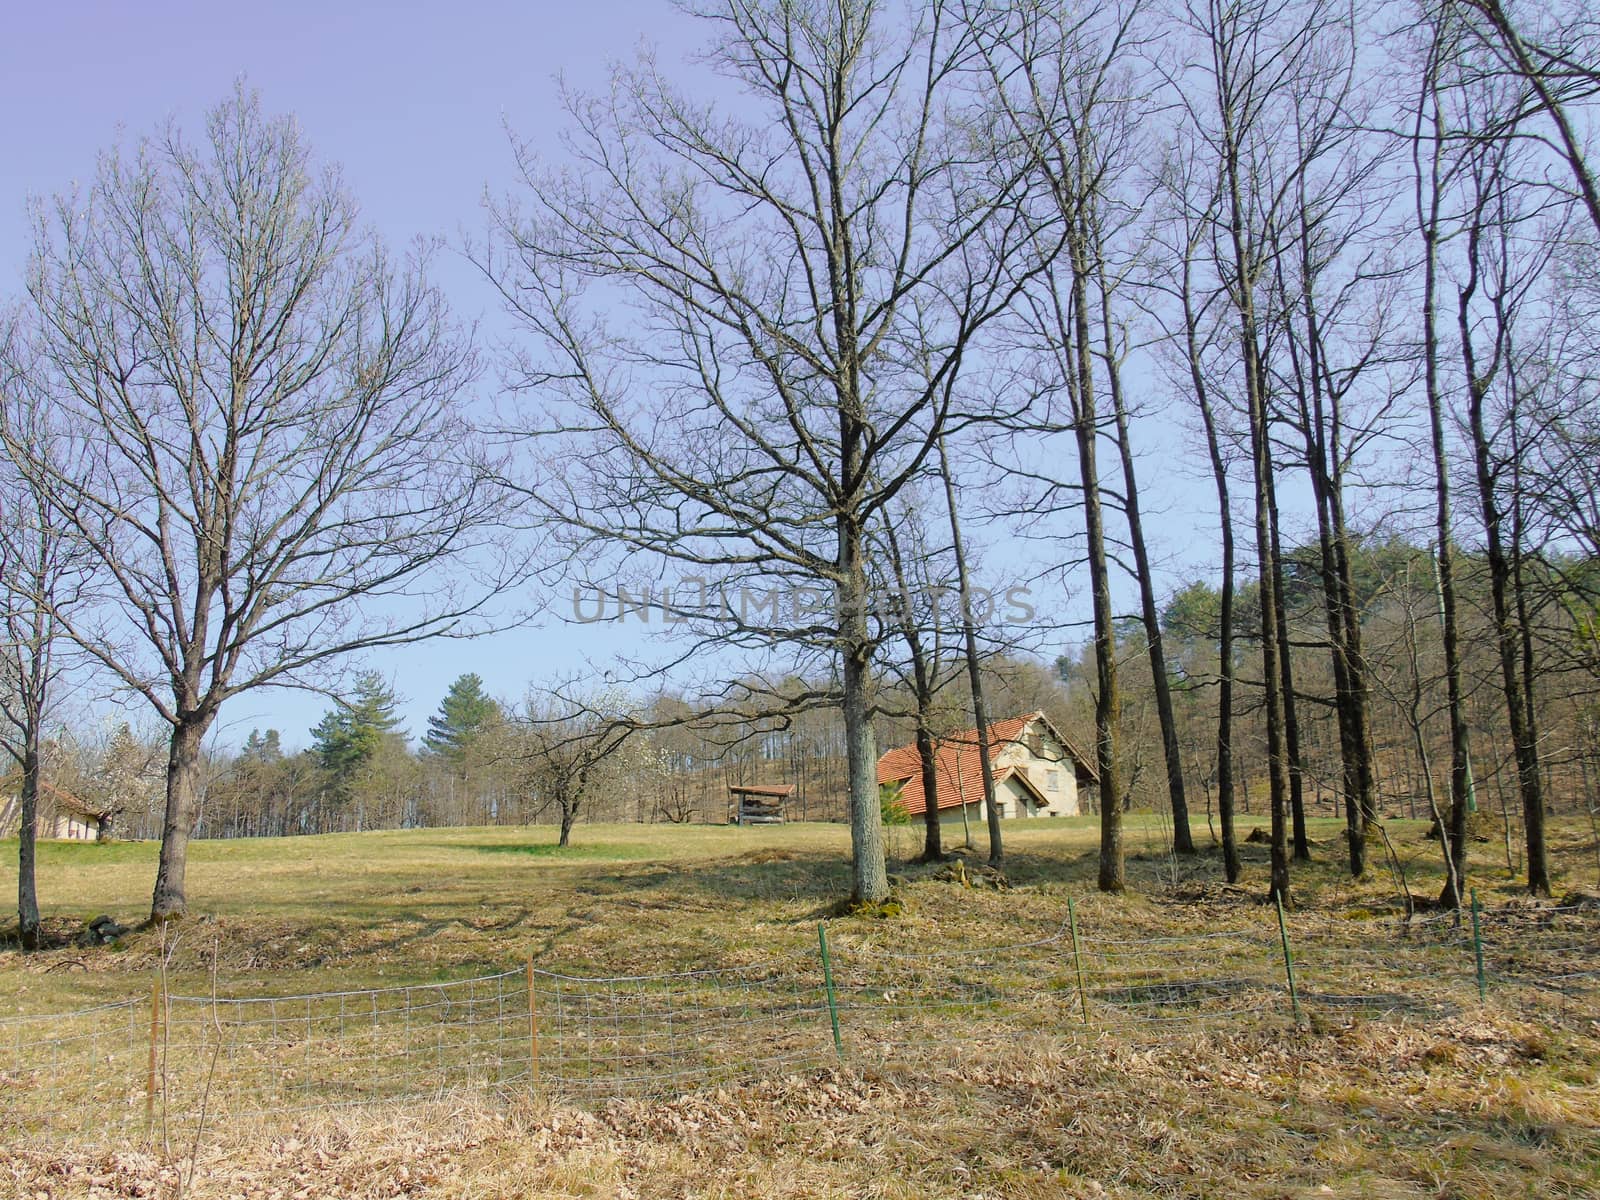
[876,711,1097,820]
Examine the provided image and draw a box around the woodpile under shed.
[729,784,793,825]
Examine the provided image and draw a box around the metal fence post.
[1275,896,1302,1024]
[817,922,843,1058]
[526,956,541,1091]
[144,978,163,1134]
[1068,897,1090,1024]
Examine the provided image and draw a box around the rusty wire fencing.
[4,899,1596,1144]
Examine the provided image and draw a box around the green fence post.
[817,922,843,1058]
[1470,889,1487,1002]
[1275,895,1302,1024]
[1068,897,1090,1024]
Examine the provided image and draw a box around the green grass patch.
[2,837,156,867]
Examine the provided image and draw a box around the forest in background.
[12,532,1596,893]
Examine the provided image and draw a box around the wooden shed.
[729,784,794,825]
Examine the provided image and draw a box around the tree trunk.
[1067,218,1123,893]
[937,437,1002,867]
[915,720,943,863]
[1102,267,1194,855]
[1405,570,1461,908]
[1415,49,1474,908]
[1435,539,1474,903]
[17,738,41,951]
[1265,438,1311,863]
[1508,389,1552,894]
[842,640,888,902]
[1215,516,1240,883]
[150,715,213,921]
[1469,429,1550,895]
[1459,220,1551,897]
[1309,465,1365,874]
[1252,379,1293,908]
[1329,490,1378,837]
[840,515,889,903]
[880,496,946,865]
[1220,146,1290,902]
[1289,248,1367,876]
[1334,506,1381,848]
[1209,11,1289,902]
[1185,257,1241,883]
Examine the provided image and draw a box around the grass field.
[3,813,1599,1198]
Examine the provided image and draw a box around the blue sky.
[1,2,1223,751]
[0,2,697,271]
[0,2,715,747]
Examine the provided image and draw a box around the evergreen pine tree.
[311,673,404,795]
[423,673,500,765]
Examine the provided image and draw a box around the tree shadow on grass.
[569,846,854,908]
[455,841,660,861]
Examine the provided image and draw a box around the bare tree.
[971,0,1152,891]
[1367,555,1465,905]
[0,320,90,949]
[485,1,1059,903]
[1447,78,1561,895]
[1412,5,1480,907]
[933,435,1009,865]
[6,88,511,921]
[874,488,961,863]
[1451,0,1600,238]
[1256,35,1400,875]
[1103,272,1198,857]
[1175,0,1355,905]
[1150,137,1245,880]
[510,691,643,847]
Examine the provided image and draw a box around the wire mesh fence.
[4,898,1596,1144]
[2,999,146,1139]
[530,959,831,1101]
[159,969,535,1126]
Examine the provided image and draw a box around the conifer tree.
[424,673,501,766]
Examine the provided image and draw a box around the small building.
[42,782,111,841]
[729,783,794,825]
[0,777,112,839]
[876,710,1096,821]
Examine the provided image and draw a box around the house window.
[1047,770,1060,791]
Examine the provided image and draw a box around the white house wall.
[993,720,1080,817]
[47,811,97,840]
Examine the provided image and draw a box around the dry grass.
[5,1018,1597,1199]
[3,813,1599,1198]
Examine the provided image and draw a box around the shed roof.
[41,780,107,819]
